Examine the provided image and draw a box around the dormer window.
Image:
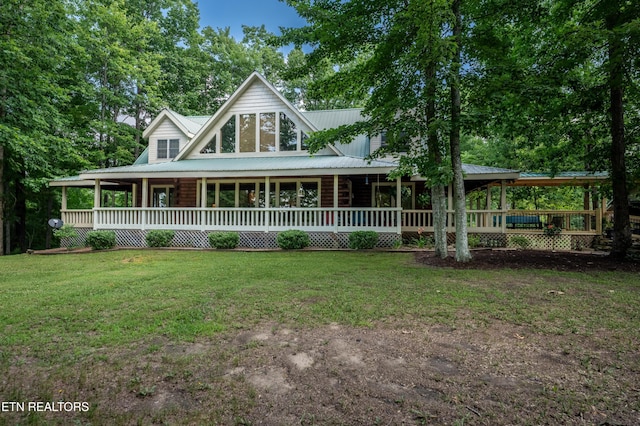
[158,139,179,159]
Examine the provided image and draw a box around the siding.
[228,80,288,114]
[148,118,190,164]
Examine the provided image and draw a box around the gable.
[176,72,340,160]
[147,117,190,164]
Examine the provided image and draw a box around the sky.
[197,0,307,41]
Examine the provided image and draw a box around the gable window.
[157,139,180,159]
[207,112,308,154]
[221,116,236,153]
[260,113,276,152]
[239,113,256,152]
[200,134,216,154]
[279,112,297,151]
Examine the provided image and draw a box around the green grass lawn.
[0,250,638,424]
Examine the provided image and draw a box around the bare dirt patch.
[416,249,640,272]
[4,320,638,425]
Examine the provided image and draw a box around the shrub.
[277,230,310,250]
[53,224,78,240]
[510,236,531,249]
[85,231,116,250]
[348,231,379,249]
[208,232,239,249]
[468,235,481,248]
[145,230,175,248]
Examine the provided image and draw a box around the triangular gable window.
[200,134,217,154]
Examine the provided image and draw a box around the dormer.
[143,109,203,164]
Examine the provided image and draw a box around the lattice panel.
[63,229,402,250]
[571,235,595,251]
[507,234,572,251]
[61,227,92,248]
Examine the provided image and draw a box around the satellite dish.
[48,218,64,229]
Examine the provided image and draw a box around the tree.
[0,0,85,253]
[281,0,472,260]
[467,0,638,258]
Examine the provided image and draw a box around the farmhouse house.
[51,72,606,249]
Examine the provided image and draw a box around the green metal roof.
[520,171,608,178]
[78,156,398,179]
[302,109,369,158]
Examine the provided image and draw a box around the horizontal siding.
[148,118,189,164]
[228,81,288,113]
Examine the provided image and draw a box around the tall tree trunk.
[606,12,632,258]
[0,144,4,255]
[16,168,27,252]
[426,63,447,258]
[431,185,448,258]
[450,0,471,262]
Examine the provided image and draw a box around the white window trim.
[150,185,175,207]
[198,178,322,208]
[196,110,309,157]
[371,182,415,209]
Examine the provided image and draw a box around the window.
[372,183,415,209]
[218,183,236,207]
[239,113,256,152]
[157,139,179,159]
[301,131,309,151]
[380,132,387,147]
[260,113,276,152]
[157,139,167,159]
[169,139,179,158]
[279,112,297,151]
[201,134,217,154]
[221,116,236,153]
[152,186,174,207]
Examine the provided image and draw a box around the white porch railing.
[73,207,403,233]
[62,207,601,235]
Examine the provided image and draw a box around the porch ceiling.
[504,172,608,187]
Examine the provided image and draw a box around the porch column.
[500,180,507,233]
[485,186,492,229]
[265,176,270,232]
[141,178,148,230]
[93,179,101,230]
[200,178,207,231]
[61,186,68,212]
[200,178,207,207]
[396,177,402,234]
[333,175,339,233]
[141,178,148,207]
[132,184,137,207]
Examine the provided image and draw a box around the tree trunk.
[432,185,448,258]
[450,0,471,262]
[0,145,4,255]
[606,12,632,258]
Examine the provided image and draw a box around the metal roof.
[78,156,398,179]
[302,109,369,157]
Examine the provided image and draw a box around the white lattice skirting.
[64,228,400,249]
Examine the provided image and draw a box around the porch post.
[132,184,137,207]
[265,176,270,233]
[93,179,101,230]
[333,174,339,233]
[141,178,148,230]
[396,177,402,234]
[200,178,207,231]
[500,180,507,233]
[485,186,492,229]
[61,186,67,212]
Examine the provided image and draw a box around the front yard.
[0,251,638,424]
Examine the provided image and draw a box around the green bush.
[85,231,117,250]
[208,232,239,249]
[348,231,379,249]
[468,235,481,248]
[53,224,78,240]
[145,230,175,248]
[277,230,310,250]
[510,236,531,249]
